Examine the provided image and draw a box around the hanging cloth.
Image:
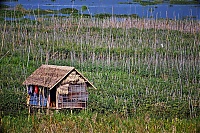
[34,85,39,94]
[28,85,33,95]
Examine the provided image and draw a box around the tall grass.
[1,111,199,132]
[0,7,199,132]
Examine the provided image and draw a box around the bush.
[0,89,27,116]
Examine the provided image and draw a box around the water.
[2,0,200,20]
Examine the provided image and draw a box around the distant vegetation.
[1,0,18,1]
[94,13,139,19]
[169,0,200,4]
[81,5,88,12]
[0,4,10,8]
[0,4,140,19]
[60,8,79,14]
[118,0,200,5]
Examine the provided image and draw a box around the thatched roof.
[23,65,96,89]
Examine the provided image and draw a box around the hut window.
[63,94,67,102]
[68,84,88,102]
[57,83,88,109]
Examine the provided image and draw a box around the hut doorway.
[50,88,56,107]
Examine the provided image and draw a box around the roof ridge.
[41,64,75,70]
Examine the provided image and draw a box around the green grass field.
[0,6,199,132]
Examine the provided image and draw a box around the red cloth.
[34,85,39,94]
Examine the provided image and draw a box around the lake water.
[2,0,200,20]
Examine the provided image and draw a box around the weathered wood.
[47,90,50,108]
[56,89,58,109]
[24,65,96,111]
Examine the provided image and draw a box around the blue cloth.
[39,94,47,106]
[29,94,38,105]
[28,85,33,95]
[29,93,47,106]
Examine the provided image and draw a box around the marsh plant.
[0,6,200,132]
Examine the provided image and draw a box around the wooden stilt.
[46,108,49,115]
[28,106,31,121]
[71,109,73,114]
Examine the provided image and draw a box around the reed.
[1,111,199,132]
[0,7,199,132]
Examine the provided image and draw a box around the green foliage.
[120,0,200,5]
[170,0,200,4]
[60,8,79,14]
[15,4,26,12]
[139,1,162,6]
[94,13,112,18]
[0,89,27,116]
[0,13,199,132]
[31,9,56,15]
[0,4,10,8]
[81,5,88,12]
[94,13,139,18]
[0,111,199,132]
[0,10,25,18]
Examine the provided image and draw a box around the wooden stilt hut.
[23,65,96,110]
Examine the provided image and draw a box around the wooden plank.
[56,88,58,109]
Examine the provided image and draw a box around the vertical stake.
[71,109,73,115]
